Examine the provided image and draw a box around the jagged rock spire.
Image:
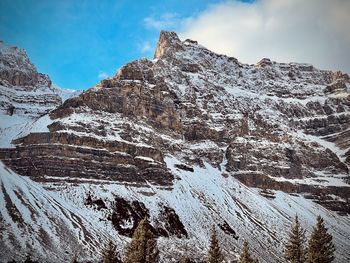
[153,31,184,59]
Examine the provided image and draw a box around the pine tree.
[307,216,335,263]
[102,240,122,263]
[239,240,257,263]
[207,226,224,263]
[123,217,159,263]
[285,215,307,263]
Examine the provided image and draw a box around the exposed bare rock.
[51,77,182,132]
[154,31,184,59]
[0,41,51,88]
[0,132,173,185]
[116,58,155,82]
[107,197,187,238]
[226,136,348,179]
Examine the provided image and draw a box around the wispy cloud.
[140,41,152,53]
[144,12,182,31]
[97,71,109,79]
[180,0,350,73]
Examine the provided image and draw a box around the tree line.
[94,214,335,263]
[15,215,335,263]
[233,215,335,263]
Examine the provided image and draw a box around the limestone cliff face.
[51,68,183,132]
[0,131,172,185]
[2,31,350,194]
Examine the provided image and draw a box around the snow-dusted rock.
[0,41,80,147]
[1,32,350,262]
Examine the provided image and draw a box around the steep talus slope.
[0,32,349,262]
[2,158,350,262]
[0,162,114,263]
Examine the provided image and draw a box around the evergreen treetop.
[239,240,257,263]
[307,216,335,263]
[123,217,159,263]
[207,226,224,263]
[285,215,307,263]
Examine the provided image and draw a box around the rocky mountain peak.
[154,30,184,59]
[0,40,51,89]
[0,41,79,147]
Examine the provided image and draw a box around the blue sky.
[0,0,227,90]
[1,0,349,90]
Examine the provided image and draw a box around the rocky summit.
[0,40,79,149]
[0,31,349,263]
[0,40,60,116]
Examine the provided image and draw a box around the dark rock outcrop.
[108,197,187,238]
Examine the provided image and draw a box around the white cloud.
[179,0,350,73]
[98,71,109,79]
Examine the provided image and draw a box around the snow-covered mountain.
[0,32,349,262]
[0,41,79,147]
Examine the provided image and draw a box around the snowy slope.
[35,156,350,262]
[0,161,116,263]
[0,83,80,148]
[3,157,347,262]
